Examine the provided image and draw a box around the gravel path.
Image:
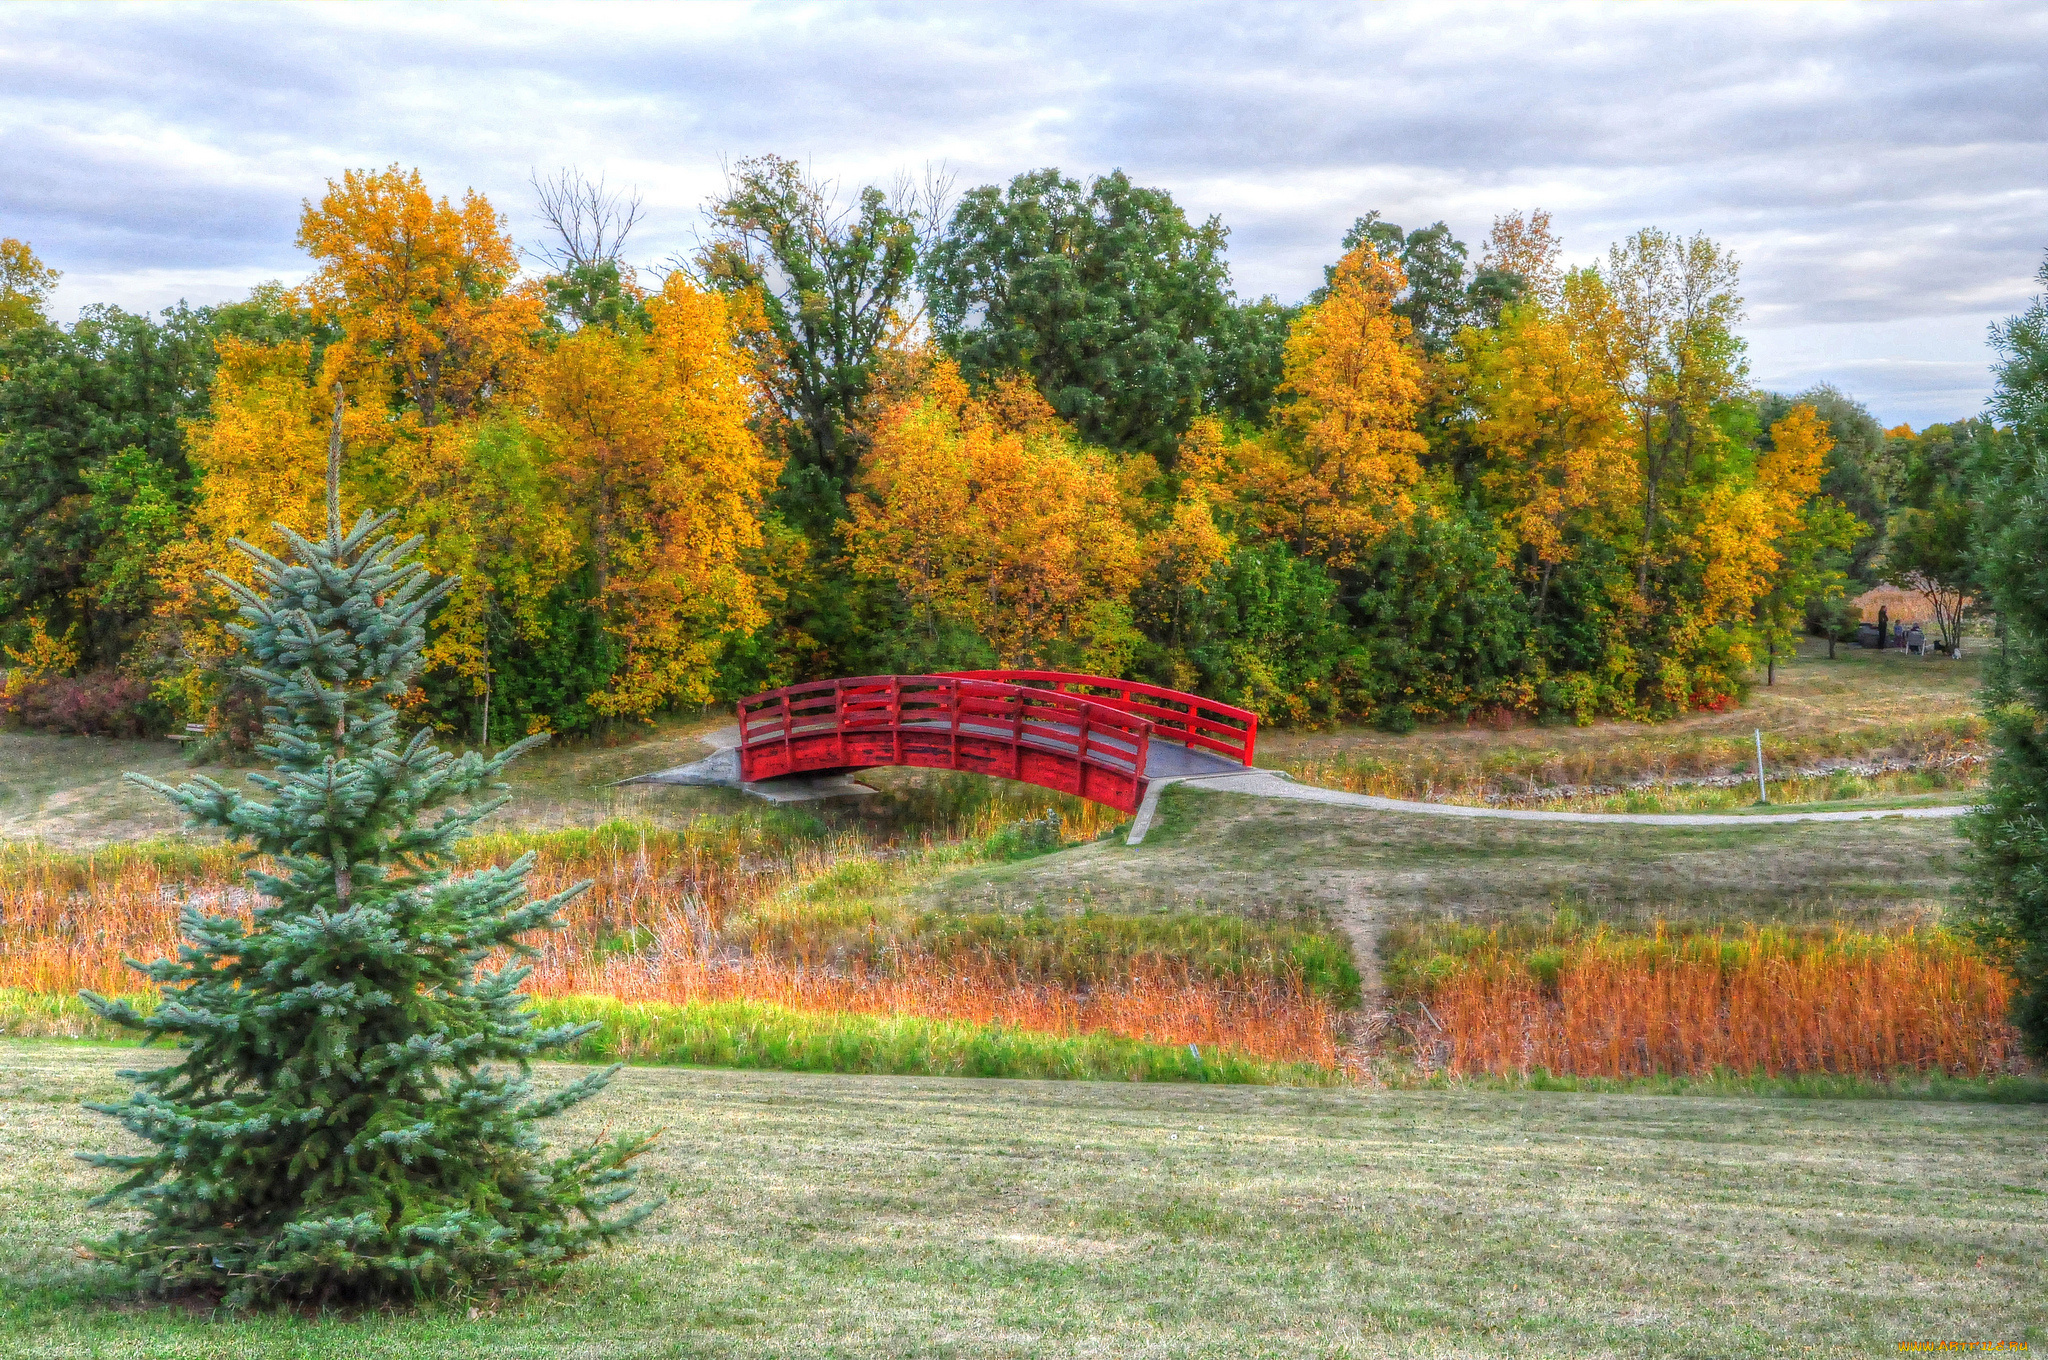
[1125,768,1974,844]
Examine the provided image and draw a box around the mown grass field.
[3,1044,2042,1358]
[950,784,1967,930]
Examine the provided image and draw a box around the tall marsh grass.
[0,814,1346,1070]
[1412,924,2017,1078]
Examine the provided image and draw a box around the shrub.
[1,669,165,737]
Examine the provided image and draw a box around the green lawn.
[3,1043,2042,1358]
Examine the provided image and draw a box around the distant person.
[1877,604,1889,648]
[1893,620,1906,649]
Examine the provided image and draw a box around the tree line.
[0,160,1987,743]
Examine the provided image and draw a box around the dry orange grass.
[1430,928,2017,1078]
[0,825,1341,1067]
[538,953,1340,1067]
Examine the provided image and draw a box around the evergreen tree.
[1966,251,2048,1050]
[80,496,653,1307]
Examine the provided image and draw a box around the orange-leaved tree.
[297,165,542,428]
[536,274,782,718]
[295,168,580,699]
[162,172,563,719]
[1270,243,1426,566]
[846,361,1142,671]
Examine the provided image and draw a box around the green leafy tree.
[1886,492,1974,655]
[1208,295,1299,426]
[1173,543,1360,726]
[1346,503,1528,728]
[923,168,1234,457]
[1337,213,1525,354]
[1898,418,1999,510]
[81,445,187,620]
[1602,227,1748,598]
[699,155,934,506]
[0,305,217,664]
[81,504,652,1307]
[1966,252,2048,1049]
[0,285,327,668]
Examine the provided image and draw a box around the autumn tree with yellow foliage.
[149,167,779,741]
[537,276,781,717]
[1268,243,1427,567]
[1746,404,1867,683]
[847,363,1142,673]
[2,158,1893,743]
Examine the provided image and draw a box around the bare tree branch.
[530,167,644,273]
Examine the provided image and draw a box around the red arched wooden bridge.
[735,672,1259,814]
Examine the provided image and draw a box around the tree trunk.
[1637,416,1658,599]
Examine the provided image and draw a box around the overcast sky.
[5,0,2044,425]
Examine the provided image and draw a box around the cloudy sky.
[5,0,2044,424]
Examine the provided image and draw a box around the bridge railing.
[736,675,1154,805]
[940,670,1257,766]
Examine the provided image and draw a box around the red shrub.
[2,671,164,738]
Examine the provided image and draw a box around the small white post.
[1754,729,1768,805]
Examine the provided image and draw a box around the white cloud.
[2,0,2042,424]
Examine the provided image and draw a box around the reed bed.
[1424,926,2018,1078]
[0,817,1343,1069]
[527,954,1339,1067]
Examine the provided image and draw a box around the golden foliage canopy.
[538,274,782,717]
[0,237,59,338]
[1272,243,1426,564]
[1453,270,1638,574]
[847,361,1143,671]
[297,165,542,427]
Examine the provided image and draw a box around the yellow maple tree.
[0,237,59,340]
[149,338,335,715]
[536,274,782,717]
[1271,243,1427,565]
[297,165,542,428]
[847,361,1142,670]
[1452,269,1639,606]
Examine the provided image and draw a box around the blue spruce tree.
[81,482,653,1307]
